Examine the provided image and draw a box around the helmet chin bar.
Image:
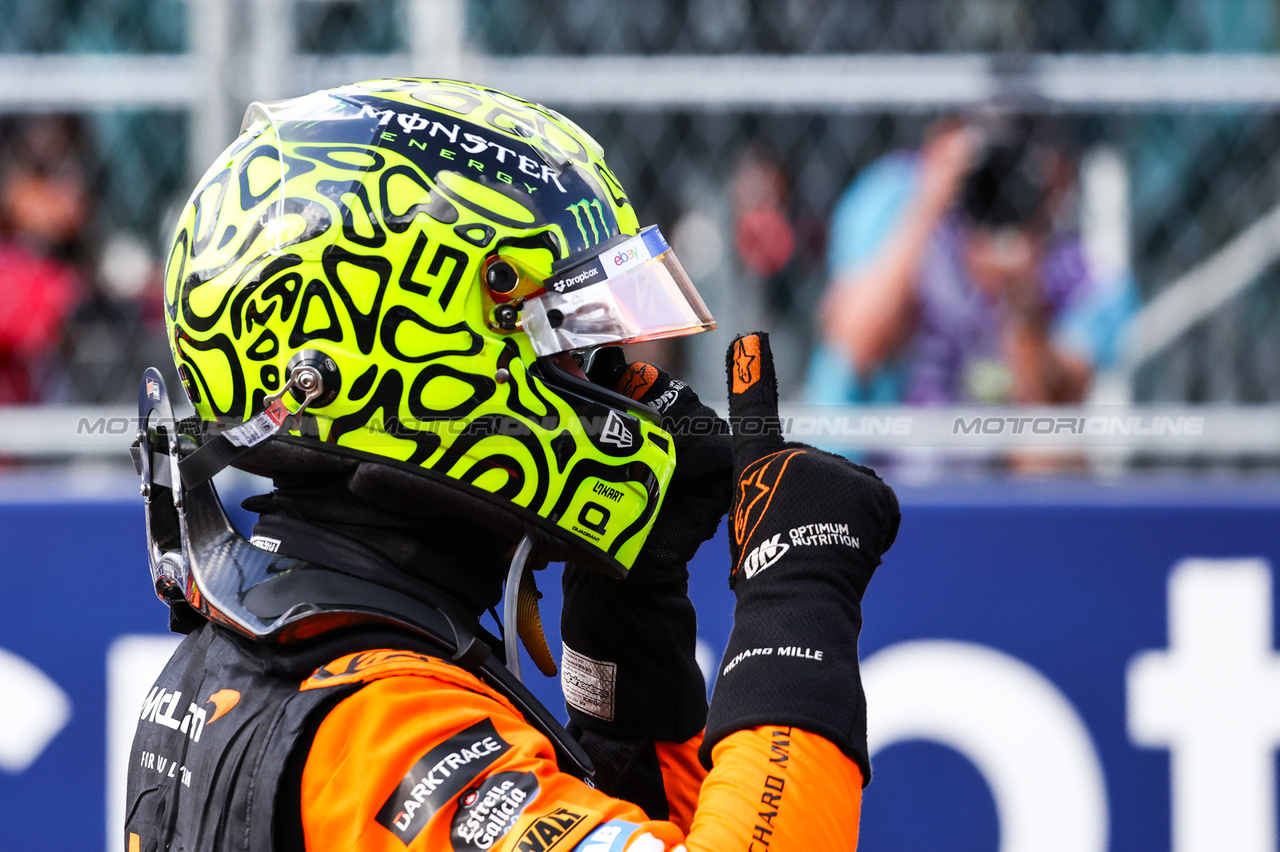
[135,369,535,656]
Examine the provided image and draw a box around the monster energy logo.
[566,199,608,247]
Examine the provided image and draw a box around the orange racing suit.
[297,649,863,851]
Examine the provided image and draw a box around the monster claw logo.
[566,199,608,247]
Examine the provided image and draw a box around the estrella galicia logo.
[375,718,511,845]
[450,771,539,851]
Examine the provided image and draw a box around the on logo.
[742,533,789,579]
[566,199,609,248]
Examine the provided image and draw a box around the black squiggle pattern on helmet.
[237,145,318,210]
[330,369,441,465]
[380,308,482,363]
[460,452,526,501]
[496,341,559,429]
[432,413,551,514]
[321,244,393,355]
[289,279,345,350]
[348,365,377,401]
[175,328,247,419]
[229,255,304,338]
[191,169,232,257]
[407,364,495,421]
[316,179,388,249]
[378,165,459,231]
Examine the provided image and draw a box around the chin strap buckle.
[176,358,332,491]
[222,365,324,450]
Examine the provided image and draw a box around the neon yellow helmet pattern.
[164,79,682,575]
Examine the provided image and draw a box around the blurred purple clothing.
[808,151,1135,407]
[905,215,1091,404]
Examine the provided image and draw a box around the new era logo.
[600,411,633,449]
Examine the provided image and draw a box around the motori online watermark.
[63,405,1272,454]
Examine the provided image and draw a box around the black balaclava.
[241,471,512,622]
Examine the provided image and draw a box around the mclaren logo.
[205,689,240,723]
[599,411,633,449]
[743,534,789,579]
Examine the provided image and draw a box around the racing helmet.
[160,78,714,584]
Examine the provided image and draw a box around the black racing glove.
[700,332,900,782]
[560,349,731,746]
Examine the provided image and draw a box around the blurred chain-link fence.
[3,0,1280,423]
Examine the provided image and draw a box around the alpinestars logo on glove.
[743,534,789,578]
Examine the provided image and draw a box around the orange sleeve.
[299,652,861,851]
[685,727,863,851]
[653,734,707,833]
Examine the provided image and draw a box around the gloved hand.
[560,348,731,745]
[701,332,900,782]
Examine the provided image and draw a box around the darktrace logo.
[375,719,511,845]
[513,807,588,852]
[450,771,539,851]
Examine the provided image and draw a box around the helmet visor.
[522,226,715,356]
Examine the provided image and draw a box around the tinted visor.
[523,226,715,356]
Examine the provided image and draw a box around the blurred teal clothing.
[805,152,1137,405]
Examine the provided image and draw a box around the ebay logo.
[612,247,640,266]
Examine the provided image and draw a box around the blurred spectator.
[0,115,90,403]
[679,144,826,397]
[805,113,1137,406]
